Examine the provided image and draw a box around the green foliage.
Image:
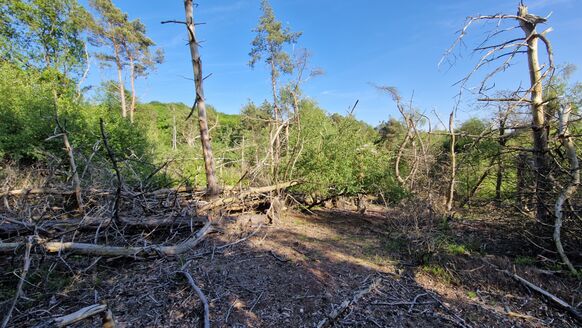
[421,264,454,284]
[1,0,90,74]
[0,62,54,160]
[515,256,535,266]
[288,101,405,202]
[443,242,470,256]
[466,291,478,299]
[249,0,302,77]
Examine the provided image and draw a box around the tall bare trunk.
[129,54,136,123]
[184,0,219,196]
[270,60,280,180]
[51,90,83,213]
[495,117,506,202]
[113,43,127,119]
[172,113,177,151]
[446,111,456,212]
[554,104,578,274]
[519,5,551,223]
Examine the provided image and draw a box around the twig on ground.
[250,291,264,312]
[317,278,381,328]
[270,250,290,262]
[427,292,472,328]
[1,236,32,328]
[501,269,582,323]
[216,223,262,251]
[178,270,210,328]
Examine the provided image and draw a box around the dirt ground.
[1,203,581,327]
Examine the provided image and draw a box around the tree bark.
[62,132,84,213]
[184,0,220,196]
[495,116,507,202]
[446,111,456,212]
[129,54,136,123]
[554,104,578,274]
[113,42,127,119]
[518,5,551,223]
[270,59,280,180]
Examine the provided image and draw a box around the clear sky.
[80,0,582,126]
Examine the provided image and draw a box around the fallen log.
[199,181,298,212]
[1,215,207,236]
[0,188,75,198]
[34,303,116,328]
[0,186,200,199]
[502,270,582,323]
[51,304,107,327]
[0,217,211,257]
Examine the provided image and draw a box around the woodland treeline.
[1,0,582,326]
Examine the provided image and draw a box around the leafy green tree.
[376,118,407,150]
[122,19,163,123]
[89,0,132,119]
[0,0,90,75]
[249,0,301,177]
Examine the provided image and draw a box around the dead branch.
[1,236,32,328]
[502,270,582,323]
[446,111,456,212]
[198,181,298,212]
[554,103,578,274]
[178,270,210,328]
[43,304,108,327]
[316,278,380,328]
[1,215,207,236]
[100,118,122,220]
[0,217,211,257]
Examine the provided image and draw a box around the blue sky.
[80,0,582,127]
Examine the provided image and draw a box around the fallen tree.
[0,217,211,257]
[1,215,207,236]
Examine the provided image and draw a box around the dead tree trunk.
[518,3,552,223]
[446,111,456,212]
[62,132,83,213]
[495,115,507,203]
[172,108,177,151]
[129,54,136,123]
[554,103,578,274]
[113,42,127,119]
[270,60,280,180]
[50,90,83,213]
[183,0,220,196]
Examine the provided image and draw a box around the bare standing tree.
[554,103,578,274]
[184,0,219,196]
[163,1,219,196]
[442,1,555,222]
[443,111,457,212]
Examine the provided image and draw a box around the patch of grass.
[444,242,470,256]
[421,264,454,284]
[515,256,535,266]
[466,291,478,299]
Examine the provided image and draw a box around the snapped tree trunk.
[518,5,551,223]
[129,54,136,123]
[113,43,127,119]
[495,117,507,202]
[554,104,578,274]
[184,0,220,196]
[51,90,83,214]
[270,60,280,180]
[446,111,456,212]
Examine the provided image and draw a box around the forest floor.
[1,202,581,327]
